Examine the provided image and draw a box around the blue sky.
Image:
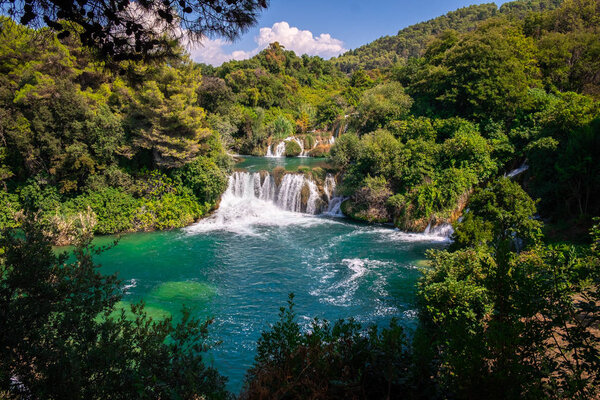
[190,0,509,65]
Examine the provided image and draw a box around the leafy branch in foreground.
[0,0,268,62]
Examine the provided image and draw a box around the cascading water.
[505,162,529,178]
[266,135,335,158]
[266,141,286,158]
[189,171,334,234]
[323,174,346,217]
[423,222,454,239]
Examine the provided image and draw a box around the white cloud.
[188,38,258,66]
[189,21,347,66]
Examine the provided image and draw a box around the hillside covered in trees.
[331,0,563,72]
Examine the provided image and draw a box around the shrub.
[172,156,228,204]
[63,188,139,234]
[285,140,302,157]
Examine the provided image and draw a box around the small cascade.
[322,174,346,217]
[423,222,432,234]
[266,141,286,158]
[306,180,320,214]
[324,196,345,217]
[506,162,529,178]
[323,175,336,202]
[423,222,454,238]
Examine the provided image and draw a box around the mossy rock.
[308,144,330,157]
[272,166,286,186]
[341,199,388,223]
[285,140,302,157]
[300,183,311,211]
[311,167,326,182]
[150,281,217,302]
[297,166,312,176]
[97,301,171,322]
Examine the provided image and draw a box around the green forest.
[1,0,599,398]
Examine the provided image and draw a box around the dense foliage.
[242,294,411,399]
[330,0,600,237]
[0,17,230,244]
[332,0,563,72]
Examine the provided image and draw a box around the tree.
[0,0,268,63]
[354,82,413,132]
[418,197,600,399]
[128,63,212,168]
[424,19,541,121]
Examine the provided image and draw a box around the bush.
[285,140,302,157]
[329,133,361,168]
[137,191,207,231]
[345,175,392,223]
[269,115,294,139]
[63,188,139,234]
[172,156,228,204]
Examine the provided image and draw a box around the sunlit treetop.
[0,0,268,62]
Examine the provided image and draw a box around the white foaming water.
[266,141,286,157]
[506,162,529,178]
[367,223,454,243]
[424,222,454,238]
[266,135,335,158]
[187,171,333,235]
[310,258,392,307]
[323,175,336,201]
[122,278,137,294]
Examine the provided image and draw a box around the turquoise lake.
[95,157,450,392]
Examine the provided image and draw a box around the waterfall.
[189,171,341,234]
[322,174,346,217]
[506,162,529,178]
[266,141,286,158]
[223,171,325,214]
[423,222,454,238]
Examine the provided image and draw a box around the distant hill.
[331,0,563,72]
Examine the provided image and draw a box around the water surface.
[235,155,330,172]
